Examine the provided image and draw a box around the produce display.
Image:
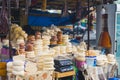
[0,24,118,80]
[50,36,57,45]
[57,31,63,44]
[16,43,26,55]
[6,24,28,49]
[9,24,27,42]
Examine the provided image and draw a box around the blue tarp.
[28,10,75,27]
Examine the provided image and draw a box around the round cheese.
[13,66,24,71]
[13,61,24,66]
[12,71,24,76]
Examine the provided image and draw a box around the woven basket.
[0,69,7,76]
[0,62,7,76]
[0,62,6,69]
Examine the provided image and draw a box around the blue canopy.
[28,10,75,27]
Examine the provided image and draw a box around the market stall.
[0,23,118,80]
[0,0,119,80]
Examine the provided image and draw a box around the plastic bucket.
[85,56,96,66]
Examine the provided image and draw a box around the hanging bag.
[0,0,8,34]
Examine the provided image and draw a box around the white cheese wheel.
[25,61,37,73]
[76,57,86,62]
[49,48,55,54]
[7,62,13,68]
[13,61,24,66]
[43,68,55,71]
[16,39,24,45]
[26,51,34,54]
[44,61,54,64]
[66,47,72,53]
[12,71,24,76]
[60,46,66,54]
[72,46,77,53]
[96,60,105,66]
[7,68,13,73]
[13,66,24,71]
[44,65,54,68]
[34,44,42,48]
[44,58,53,62]
[37,64,44,68]
[2,39,9,46]
[13,55,25,61]
[66,42,72,47]
[34,40,43,45]
[26,54,35,58]
[34,47,43,51]
[107,54,116,62]
[37,64,44,67]
[26,51,35,58]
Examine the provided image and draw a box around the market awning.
[28,10,75,26]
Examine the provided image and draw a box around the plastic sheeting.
[28,10,75,27]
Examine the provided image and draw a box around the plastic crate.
[108,78,120,80]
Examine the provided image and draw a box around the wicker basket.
[0,62,7,76]
[0,62,6,69]
[0,69,7,76]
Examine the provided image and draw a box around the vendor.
[74,21,86,35]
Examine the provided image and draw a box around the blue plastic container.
[108,78,120,80]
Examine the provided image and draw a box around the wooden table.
[54,71,75,80]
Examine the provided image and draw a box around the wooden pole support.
[42,0,47,10]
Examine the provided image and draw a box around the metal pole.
[87,0,90,50]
